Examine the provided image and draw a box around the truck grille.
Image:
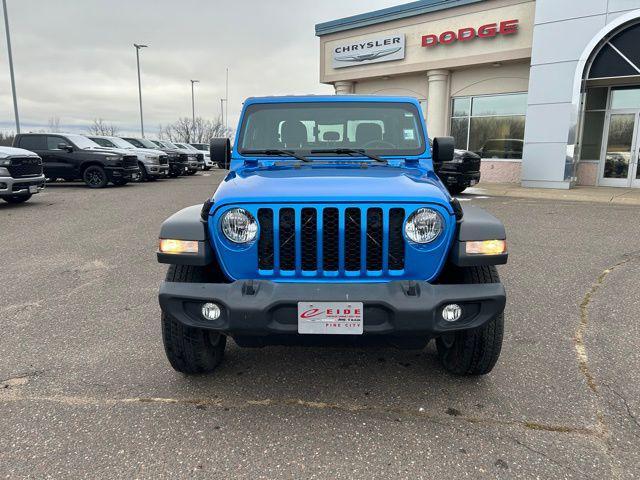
[159,155,169,166]
[8,157,42,178]
[257,206,406,274]
[123,156,138,169]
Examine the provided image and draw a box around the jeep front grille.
[256,206,405,275]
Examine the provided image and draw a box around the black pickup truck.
[13,133,139,188]
[434,147,481,195]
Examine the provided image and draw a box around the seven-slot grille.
[257,206,405,275]
[123,155,138,169]
[7,157,42,178]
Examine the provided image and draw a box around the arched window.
[588,23,640,80]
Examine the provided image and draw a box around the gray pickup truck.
[0,147,46,204]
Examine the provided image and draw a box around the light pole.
[2,0,20,133]
[190,79,199,125]
[220,98,226,131]
[134,43,147,137]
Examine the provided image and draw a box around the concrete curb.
[465,183,640,206]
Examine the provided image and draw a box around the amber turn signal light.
[465,239,507,255]
[159,239,199,254]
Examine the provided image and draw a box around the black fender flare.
[449,205,508,267]
[157,204,214,266]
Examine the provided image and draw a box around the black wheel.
[82,165,108,188]
[137,163,148,182]
[2,194,32,204]
[112,178,128,186]
[203,166,211,171]
[447,184,467,195]
[436,266,504,376]
[161,264,226,374]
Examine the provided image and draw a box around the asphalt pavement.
[1,174,639,479]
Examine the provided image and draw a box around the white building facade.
[316,0,640,189]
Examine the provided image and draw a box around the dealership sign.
[422,19,519,47]
[332,34,405,69]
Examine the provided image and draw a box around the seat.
[356,123,383,145]
[281,121,308,149]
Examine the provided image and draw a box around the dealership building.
[316,0,640,189]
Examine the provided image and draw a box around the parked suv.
[156,95,508,377]
[0,146,46,203]
[190,143,214,170]
[13,133,139,188]
[153,140,199,175]
[88,135,169,181]
[174,143,205,171]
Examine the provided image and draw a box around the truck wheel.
[447,184,467,195]
[83,165,108,188]
[436,265,503,376]
[2,194,32,204]
[161,264,226,374]
[137,163,148,182]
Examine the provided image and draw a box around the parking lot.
[1,174,639,479]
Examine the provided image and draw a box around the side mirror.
[432,136,454,163]
[210,138,231,169]
[58,143,73,153]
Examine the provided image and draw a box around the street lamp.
[134,43,148,137]
[190,79,199,125]
[2,0,20,133]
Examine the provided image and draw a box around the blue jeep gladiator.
[157,95,507,376]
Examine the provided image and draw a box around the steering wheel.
[361,140,396,149]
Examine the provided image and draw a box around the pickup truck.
[13,133,139,188]
[0,146,46,203]
[156,95,508,377]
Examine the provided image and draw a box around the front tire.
[447,184,467,195]
[2,194,32,204]
[137,163,148,182]
[436,265,504,376]
[82,165,108,188]
[161,264,226,374]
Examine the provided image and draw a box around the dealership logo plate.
[298,302,364,335]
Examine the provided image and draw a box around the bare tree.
[47,116,61,132]
[87,118,120,136]
[158,117,232,143]
[0,131,15,147]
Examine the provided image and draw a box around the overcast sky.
[0,0,401,136]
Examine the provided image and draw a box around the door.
[44,135,77,179]
[599,111,640,187]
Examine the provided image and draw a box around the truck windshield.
[238,102,425,158]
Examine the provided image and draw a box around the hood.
[212,164,452,210]
[129,147,166,156]
[81,146,136,156]
[0,146,40,158]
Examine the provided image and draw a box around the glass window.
[450,93,526,158]
[47,136,71,150]
[90,137,115,148]
[585,87,608,110]
[452,97,471,117]
[238,102,425,157]
[471,93,527,116]
[580,111,606,160]
[17,135,46,150]
[610,87,640,110]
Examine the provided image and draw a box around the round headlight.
[405,208,443,244]
[221,208,258,243]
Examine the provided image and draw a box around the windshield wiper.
[242,149,311,162]
[310,148,387,163]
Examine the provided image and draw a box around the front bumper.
[159,279,505,338]
[105,166,139,181]
[145,164,169,177]
[439,170,481,188]
[0,175,46,196]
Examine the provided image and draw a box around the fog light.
[442,304,462,322]
[202,302,221,321]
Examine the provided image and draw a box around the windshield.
[107,137,135,149]
[192,143,207,151]
[126,137,158,149]
[160,140,179,149]
[238,102,425,157]
[66,134,102,149]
